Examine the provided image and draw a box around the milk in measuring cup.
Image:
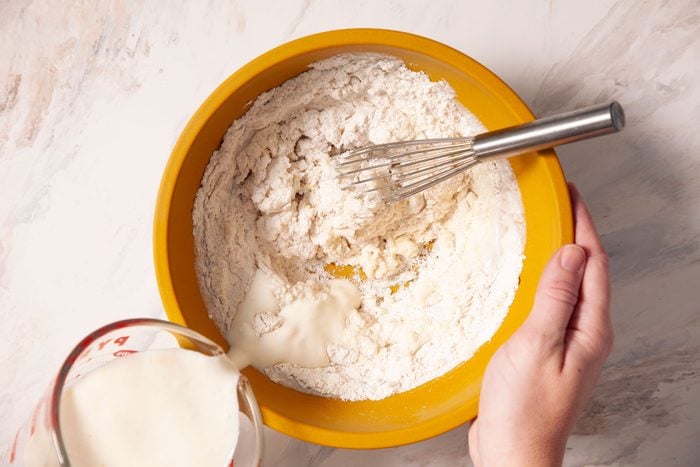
[23,349,241,467]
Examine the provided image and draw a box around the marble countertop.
[1,1,698,465]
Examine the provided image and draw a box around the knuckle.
[519,328,561,356]
[541,281,580,307]
[580,327,615,362]
[602,327,615,357]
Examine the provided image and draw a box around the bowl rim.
[154,28,573,448]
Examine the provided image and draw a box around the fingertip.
[569,187,606,257]
[468,418,481,465]
[568,182,580,200]
[560,244,586,273]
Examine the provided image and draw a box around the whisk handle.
[473,101,625,162]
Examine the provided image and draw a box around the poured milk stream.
[227,269,361,369]
[23,349,241,467]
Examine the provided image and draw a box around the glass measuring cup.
[1,318,264,466]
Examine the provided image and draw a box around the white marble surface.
[1,0,699,465]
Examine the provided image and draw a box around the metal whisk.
[336,102,625,202]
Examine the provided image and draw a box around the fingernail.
[560,245,585,272]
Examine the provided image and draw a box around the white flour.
[193,53,525,401]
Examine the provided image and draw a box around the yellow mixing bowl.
[154,29,573,448]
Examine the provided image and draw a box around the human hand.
[468,184,614,467]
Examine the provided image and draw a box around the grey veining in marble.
[1,0,699,465]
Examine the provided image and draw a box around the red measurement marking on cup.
[8,429,19,463]
[29,397,46,435]
[113,349,139,357]
[95,335,130,351]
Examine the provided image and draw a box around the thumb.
[524,244,586,339]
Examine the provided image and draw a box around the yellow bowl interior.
[153,29,572,449]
